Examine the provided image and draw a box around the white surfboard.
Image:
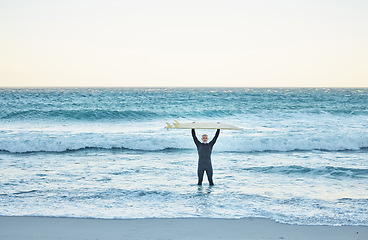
[165,120,243,130]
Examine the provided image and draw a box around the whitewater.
[0,88,367,226]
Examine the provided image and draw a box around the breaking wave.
[1,131,367,153]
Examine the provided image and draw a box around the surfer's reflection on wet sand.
[194,186,213,216]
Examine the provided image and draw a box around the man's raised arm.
[191,129,200,146]
[209,129,220,146]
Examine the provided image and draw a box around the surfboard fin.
[173,120,180,128]
[165,122,172,129]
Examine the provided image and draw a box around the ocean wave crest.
[1,131,367,153]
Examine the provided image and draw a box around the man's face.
[202,135,208,143]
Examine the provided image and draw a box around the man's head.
[202,134,208,143]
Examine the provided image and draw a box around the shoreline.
[1,216,367,240]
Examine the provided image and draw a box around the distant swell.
[0,109,252,121]
[1,109,162,121]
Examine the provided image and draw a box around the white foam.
[1,112,367,153]
[1,126,367,153]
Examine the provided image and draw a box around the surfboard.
[165,120,243,130]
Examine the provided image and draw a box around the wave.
[1,131,367,153]
[2,145,368,154]
[0,109,252,121]
[242,165,368,179]
[2,108,368,122]
[1,88,368,124]
[1,109,162,121]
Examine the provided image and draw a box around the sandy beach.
[0,216,367,240]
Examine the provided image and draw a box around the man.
[191,129,220,186]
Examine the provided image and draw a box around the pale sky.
[0,0,367,87]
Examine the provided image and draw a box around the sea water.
[0,88,367,226]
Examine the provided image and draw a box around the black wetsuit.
[192,129,220,185]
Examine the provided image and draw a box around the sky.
[0,0,367,88]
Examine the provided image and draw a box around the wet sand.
[0,216,367,240]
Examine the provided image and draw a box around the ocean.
[0,88,367,226]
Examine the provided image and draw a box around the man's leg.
[197,166,205,185]
[206,167,214,186]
